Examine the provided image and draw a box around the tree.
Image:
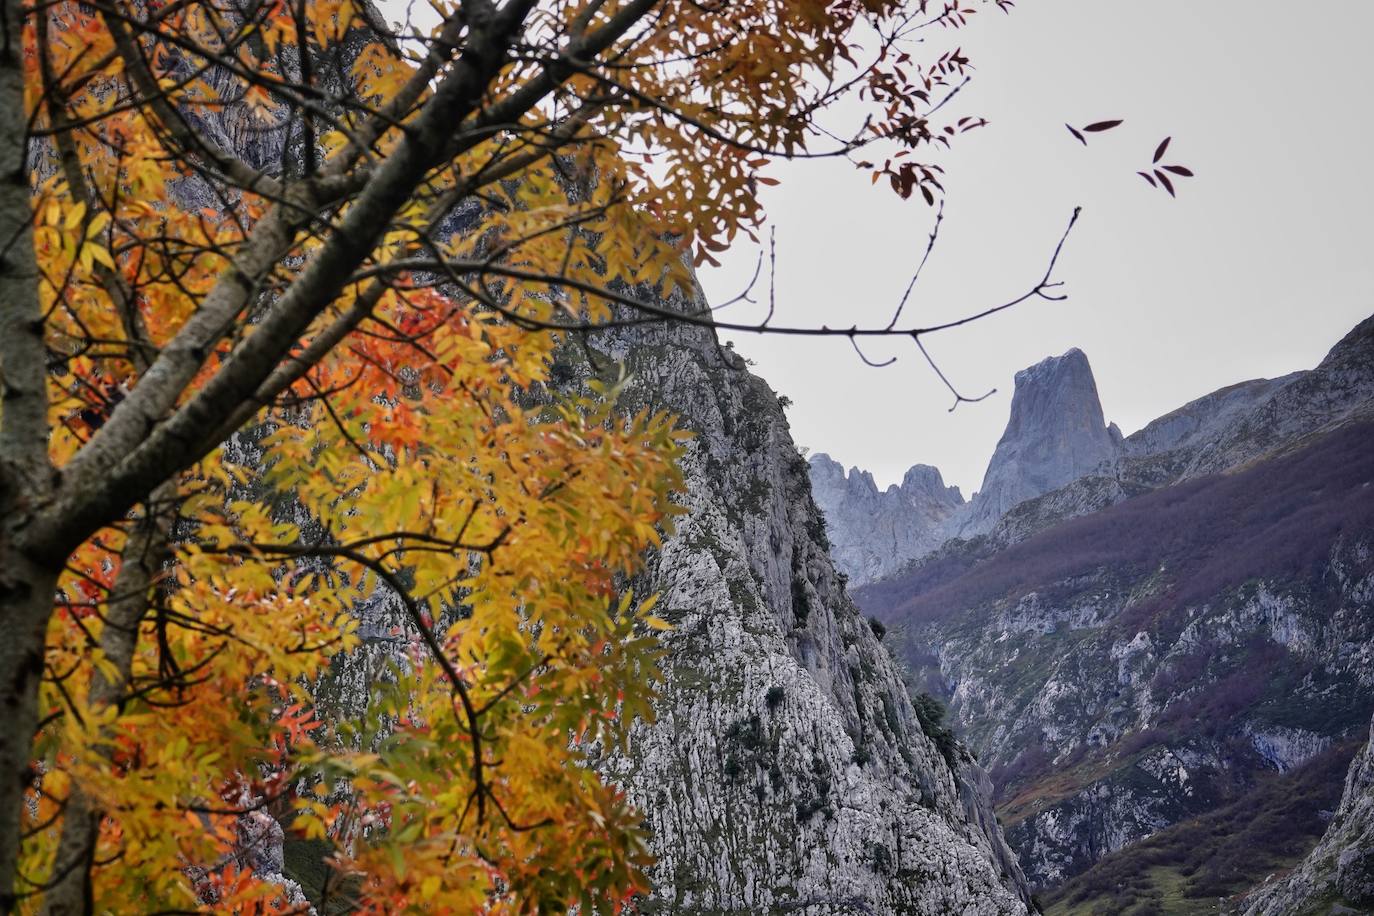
[0,0,1057,909]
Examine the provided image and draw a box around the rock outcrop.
[580,310,1031,914]
[808,455,964,587]
[1244,713,1374,915]
[957,348,1121,537]
[313,301,1035,913]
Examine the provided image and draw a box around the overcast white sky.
[696,2,1374,496]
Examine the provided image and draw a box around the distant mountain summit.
[957,348,1121,537]
[813,316,1374,586]
[807,454,963,586]
[810,347,1124,585]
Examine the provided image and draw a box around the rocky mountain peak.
[808,454,967,587]
[807,452,875,494]
[960,347,1121,535]
[900,463,966,506]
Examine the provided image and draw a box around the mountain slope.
[856,413,1374,896]
[581,313,1032,914]
[1243,712,1374,916]
[856,416,1374,888]
[150,11,1037,907]
[1043,739,1361,915]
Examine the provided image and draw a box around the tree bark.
[0,556,58,913]
[0,0,59,903]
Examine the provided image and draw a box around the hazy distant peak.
[900,463,965,505]
[957,347,1121,535]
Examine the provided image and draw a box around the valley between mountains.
[813,314,1374,914]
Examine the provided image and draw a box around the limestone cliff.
[1244,713,1374,915]
[578,310,1031,914]
[309,304,1034,913]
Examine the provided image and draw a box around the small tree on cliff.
[0,0,1067,909]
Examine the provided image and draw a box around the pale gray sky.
[698,2,1374,496]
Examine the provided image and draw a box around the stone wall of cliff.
[1243,713,1374,915]
[578,308,1031,913]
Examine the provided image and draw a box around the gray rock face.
[958,349,1121,537]
[1121,376,1296,462]
[581,312,1030,914]
[1245,714,1374,915]
[807,455,964,587]
[808,348,1121,585]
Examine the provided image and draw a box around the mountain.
[991,313,1374,547]
[558,314,1033,913]
[843,313,1374,904]
[175,23,1036,905]
[858,418,1374,891]
[808,455,964,587]
[815,315,1374,582]
[957,348,1122,538]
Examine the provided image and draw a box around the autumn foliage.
[0,0,997,911]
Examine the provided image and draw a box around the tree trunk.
[0,553,58,913]
[1,0,57,900]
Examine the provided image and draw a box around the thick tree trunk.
[1,0,56,903]
[0,554,58,913]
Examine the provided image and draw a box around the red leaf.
[1153,136,1171,163]
[1066,124,1086,146]
[1137,171,1157,188]
[1154,169,1176,197]
[1083,119,1124,132]
[1162,164,1194,177]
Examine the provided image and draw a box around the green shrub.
[912,692,959,771]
